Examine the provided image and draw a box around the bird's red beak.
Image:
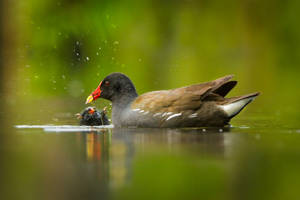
[86,81,102,104]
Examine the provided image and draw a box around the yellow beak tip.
[85,95,94,104]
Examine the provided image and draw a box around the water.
[9,110,300,200]
[15,125,114,132]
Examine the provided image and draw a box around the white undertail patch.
[220,96,256,118]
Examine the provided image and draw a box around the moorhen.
[86,73,259,128]
[76,107,110,126]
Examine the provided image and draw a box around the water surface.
[10,109,300,200]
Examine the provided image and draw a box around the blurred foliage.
[5,0,299,125]
[9,0,300,111]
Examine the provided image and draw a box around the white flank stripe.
[188,113,198,118]
[153,113,162,117]
[162,112,173,117]
[166,113,182,121]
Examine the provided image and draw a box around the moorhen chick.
[86,73,259,128]
[76,107,110,126]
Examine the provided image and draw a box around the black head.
[81,107,97,116]
[86,72,138,103]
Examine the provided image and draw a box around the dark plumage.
[76,107,110,126]
[86,72,259,128]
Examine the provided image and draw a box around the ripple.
[15,125,114,132]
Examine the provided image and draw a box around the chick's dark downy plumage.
[77,107,110,126]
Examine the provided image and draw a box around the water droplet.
[99,47,101,50]
[25,65,30,68]
[76,41,80,45]
[111,57,115,60]
[202,128,206,132]
[68,80,84,97]
[62,75,66,79]
[86,57,90,61]
[96,52,99,56]
[58,32,62,35]
[114,41,119,45]
[219,129,223,132]
[96,73,100,76]
[52,80,56,84]
[138,58,142,62]
[76,53,79,56]
[34,75,39,79]
[52,118,59,122]
[255,134,261,140]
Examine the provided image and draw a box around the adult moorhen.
[86,73,259,128]
[76,107,110,126]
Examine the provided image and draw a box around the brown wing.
[131,75,234,113]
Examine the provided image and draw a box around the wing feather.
[131,75,234,113]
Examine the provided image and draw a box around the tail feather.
[213,81,237,97]
[219,92,260,118]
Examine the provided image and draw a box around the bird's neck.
[111,93,138,126]
[112,92,138,109]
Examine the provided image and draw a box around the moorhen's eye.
[105,81,110,86]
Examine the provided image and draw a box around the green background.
[1,0,300,200]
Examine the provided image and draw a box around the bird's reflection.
[85,131,110,162]
[79,127,228,190]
